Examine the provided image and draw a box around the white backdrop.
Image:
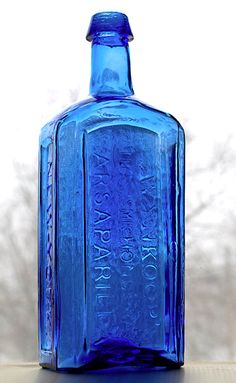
[0,0,236,362]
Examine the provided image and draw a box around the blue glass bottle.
[38,12,185,371]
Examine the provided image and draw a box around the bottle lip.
[86,11,134,42]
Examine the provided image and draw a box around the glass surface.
[38,11,185,371]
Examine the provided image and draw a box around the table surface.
[1,363,236,383]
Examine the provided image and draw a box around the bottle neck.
[89,35,134,98]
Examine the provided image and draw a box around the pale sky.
[0,0,235,201]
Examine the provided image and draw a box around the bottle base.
[40,340,183,372]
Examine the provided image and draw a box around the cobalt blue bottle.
[38,11,185,371]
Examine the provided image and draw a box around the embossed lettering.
[94,209,111,224]
[92,151,113,329]
[95,192,110,204]
[43,143,54,349]
[141,246,157,261]
[95,266,112,281]
[95,229,111,243]
[94,245,111,261]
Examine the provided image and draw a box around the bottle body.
[38,97,185,370]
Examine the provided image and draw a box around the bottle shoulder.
[39,96,184,144]
[39,98,94,144]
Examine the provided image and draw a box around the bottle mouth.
[86,11,134,43]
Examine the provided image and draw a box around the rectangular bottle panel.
[84,125,166,363]
[56,121,86,368]
[38,141,55,366]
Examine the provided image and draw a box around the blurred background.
[0,0,236,363]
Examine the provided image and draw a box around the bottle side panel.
[38,136,56,368]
